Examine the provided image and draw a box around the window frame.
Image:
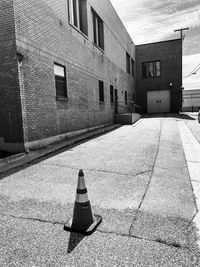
[142,60,161,79]
[54,63,68,99]
[68,0,88,36]
[92,8,104,51]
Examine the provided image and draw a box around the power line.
[184,63,200,78]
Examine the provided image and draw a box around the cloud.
[111,0,200,44]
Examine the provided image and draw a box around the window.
[126,52,130,74]
[110,85,114,103]
[68,0,88,35]
[92,8,104,50]
[131,59,135,77]
[54,63,67,98]
[99,80,104,102]
[155,61,161,77]
[125,91,128,105]
[142,61,161,78]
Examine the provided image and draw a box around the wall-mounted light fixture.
[169,82,173,87]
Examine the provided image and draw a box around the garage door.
[147,90,170,114]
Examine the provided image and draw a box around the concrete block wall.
[11,0,135,150]
[0,0,24,152]
[136,39,182,113]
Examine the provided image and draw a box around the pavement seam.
[2,212,188,250]
[178,121,200,264]
[1,212,185,250]
[178,121,199,220]
[129,119,163,235]
[1,213,64,226]
[37,162,153,178]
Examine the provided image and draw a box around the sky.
[110,0,200,90]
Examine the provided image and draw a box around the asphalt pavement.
[0,115,200,266]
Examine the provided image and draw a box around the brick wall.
[0,0,24,152]
[12,0,135,147]
[136,39,182,113]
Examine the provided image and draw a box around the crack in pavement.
[97,229,186,250]
[129,119,163,235]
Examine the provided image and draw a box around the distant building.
[182,89,200,112]
[136,39,182,114]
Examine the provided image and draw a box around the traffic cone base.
[64,214,102,235]
[64,169,102,235]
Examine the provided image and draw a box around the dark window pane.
[110,85,114,103]
[93,14,97,44]
[99,80,104,102]
[131,59,135,76]
[79,0,88,35]
[92,9,104,50]
[55,78,67,97]
[126,53,130,74]
[98,20,104,50]
[142,62,148,78]
[125,91,127,105]
[73,0,78,27]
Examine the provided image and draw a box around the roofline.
[136,38,182,47]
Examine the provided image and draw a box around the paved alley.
[0,115,200,266]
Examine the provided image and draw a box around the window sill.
[92,42,104,53]
[142,76,161,79]
[69,22,88,40]
[56,96,68,101]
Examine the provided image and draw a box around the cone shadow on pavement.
[64,169,102,235]
[67,232,85,253]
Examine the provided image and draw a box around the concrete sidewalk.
[0,116,200,266]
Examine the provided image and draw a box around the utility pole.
[174,27,189,40]
[174,27,189,112]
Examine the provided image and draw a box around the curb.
[0,153,25,168]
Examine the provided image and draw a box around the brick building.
[0,0,136,152]
[136,39,182,114]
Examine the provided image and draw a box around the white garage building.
[182,89,200,112]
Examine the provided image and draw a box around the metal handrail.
[115,101,141,114]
